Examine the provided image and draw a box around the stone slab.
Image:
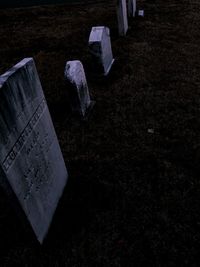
[128,0,136,17]
[0,58,68,243]
[138,10,144,17]
[89,26,115,76]
[117,0,128,36]
[64,60,95,118]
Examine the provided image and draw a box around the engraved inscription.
[23,158,51,201]
[26,132,40,156]
[21,130,56,201]
[2,99,46,172]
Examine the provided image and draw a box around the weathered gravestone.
[88,26,115,76]
[64,60,95,118]
[128,0,136,17]
[117,0,128,36]
[0,58,68,244]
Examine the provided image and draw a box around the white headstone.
[138,10,144,17]
[0,58,68,244]
[88,26,115,76]
[128,0,136,17]
[64,60,95,118]
[117,0,128,36]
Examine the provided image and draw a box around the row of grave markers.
[67,0,145,118]
[0,0,144,244]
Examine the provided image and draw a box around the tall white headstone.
[64,60,95,118]
[117,0,128,36]
[128,0,136,17]
[0,58,68,244]
[88,26,115,76]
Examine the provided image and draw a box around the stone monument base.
[82,101,96,121]
[104,58,115,76]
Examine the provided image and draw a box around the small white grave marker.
[138,10,144,17]
[64,60,95,118]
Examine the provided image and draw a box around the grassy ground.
[0,0,99,8]
[0,0,200,266]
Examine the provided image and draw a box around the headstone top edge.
[89,26,110,42]
[66,60,81,66]
[65,60,81,70]
[91,26,106,30]
[0,57,34,88]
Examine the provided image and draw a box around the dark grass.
[0,0,200,266]
[0,0,100,8]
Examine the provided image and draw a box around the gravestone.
[64,60,95,118]
[128,0,136,17]
[138,10,144,17]
[0,58,68,244]
[117,0,128,36]
[88,26,115,76]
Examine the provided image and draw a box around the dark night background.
[0,0,200,266]
[0,0,95,8]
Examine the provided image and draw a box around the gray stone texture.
[128,0,136,17]
[0,58,68,244]
[64,60,95,118]
[117,0,128,36]
[88,26,114,75]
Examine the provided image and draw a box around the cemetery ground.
[0,0,200,266]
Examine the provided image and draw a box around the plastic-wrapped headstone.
[88,26,115,76]
[128,0,136,17]
[0,58,68,244]
[64,60,95,119]
[116,0,128,36]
